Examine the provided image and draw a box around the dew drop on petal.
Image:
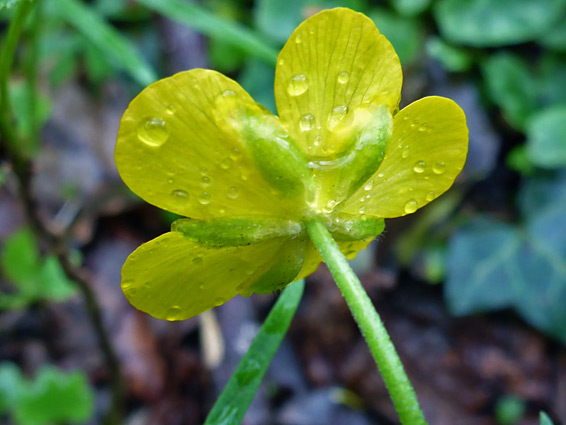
[165,305,182,321]
[426,191,435,202]
[432,161,446,174]
[358,206,366,215]
[404,199,418,214]
[295,34,302,44]
[214,297,225,307]
[401,146,410,159]
[300,114,315,131]
[171,189,189,200]
[287,74,308,96]
[230,148,242,160]
[364,180,374,191]
[166,104,176,115]
[192,256,203,265]
[201,176,211,186]
[418,123,428,132]
[227,186,239,199]
[328,105,348,131]
[337,71,349,84]
[198,192,211,205]
[222,89,236,97]
[413,160,426,173]
[278,58,285,66]
[138,117,169,147]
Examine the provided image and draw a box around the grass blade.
[52,0,157,86]
[204,279,304,425]
[137,0,279,66]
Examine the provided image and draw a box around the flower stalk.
[305,219,428,425]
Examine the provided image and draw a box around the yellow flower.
[115,8,468,321]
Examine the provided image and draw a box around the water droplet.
[378,172,385,178]
[322,200,337,214]
[220,159,231,170]
[201,176,211,186]
[166,104,176,115]
[413,160,426,173]
[314,136,321,147]
[287,74,308,96]
[199,192,211,205]
[192,256,203,265]
[300,114,315,131]
[364,180,374,191]
[218,208,226,215]
[214,297,225,307]
[199,284,204,290]
[171,189,188,200]
[230,148,242,160]
[240,172,249,181]
[278,58,285,66]
[328,105,348,131]
[358,206,365,215]
[337,71,349,84]
[418,123,428,132]
[137,117,169,147]
[240,288,253,298]
[227,186,239,199]
[295,34,302,44]
[426,191,435,202]
[404,199,418,214]
[222,89,236,97]
[166,306,182,321]
[401,146,410,159]
[432,161,446,174]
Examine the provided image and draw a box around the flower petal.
[339,96,468,218]
[115,69,299,220]
[121,232,306,320]
[274,8,402,158]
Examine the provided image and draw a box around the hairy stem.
[305,219,427,425]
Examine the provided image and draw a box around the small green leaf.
[51,0,157,86]
[138,0,278,66]
[1,229,40,284]
[495,395,526,425]
[369,8,422,65]
[435,0,566,47]
[538,54,566,108]
[482,53,537,130]
[540,412,554,425]
[0,363,23,413]
[526,106,566,168]
[389,0,431,16]
[204,280,304,425]
[13,367,94,425]
[426,37,473,72]
[540,20,566,51]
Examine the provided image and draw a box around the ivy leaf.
[526,106,566,168]
[540,412,555,425]
[435,0,566,47]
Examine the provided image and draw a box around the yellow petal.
[115,69,299,220]
[274,8,402,158]
[339,96,468,218]
[121,232,306,320]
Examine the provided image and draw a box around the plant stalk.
[305,219,427,425]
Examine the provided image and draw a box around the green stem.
[305,219,427,425]
[0,0,37,153]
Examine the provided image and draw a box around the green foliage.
[435,0,566,47]
[49,0,157,86]
[446,173,566,344]
[526,107,566,168]
[495,395,526,425]
[540,412,555,425]
[368,8,422,65]
[138,0,279,66]
[0,229,76,310]
[204,280,304,425]
[0,0,31,10]
[389,0,431,16]
[482,53,537,130]
[426,37,473,72]
[254,0,366,44]
[0,363,94,425]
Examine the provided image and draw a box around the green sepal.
[172,217,303,247]
[326,216,385,242]
[310,104,393,209]
[214,92,313,198]
[247,238,305,294]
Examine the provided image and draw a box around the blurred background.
[1,0,565,424]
